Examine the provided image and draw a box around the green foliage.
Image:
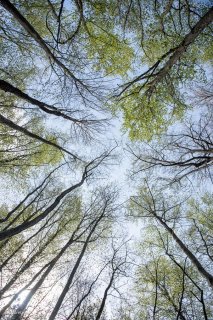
[0,112,62,178]
[115,41,208,140]
[85,22,134,76]
[186,193,213,253]
[115,81,187,141]
[31,134,62,166]
[15,0,55,38]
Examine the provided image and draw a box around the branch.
[0,0,86,89]
[0,113,81,161]
[0,79,93,126]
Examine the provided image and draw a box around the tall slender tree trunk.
[154,213,213,288]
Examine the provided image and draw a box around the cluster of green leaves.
[15,0,56,37]
[117,82,186,141]
[85,22,134,77]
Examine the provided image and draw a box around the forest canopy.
[0,0,212,319]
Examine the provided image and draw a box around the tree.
[112,2,213,140]
[130,182,213,286]
[129,182,213,318]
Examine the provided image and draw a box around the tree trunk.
[147,7,213,92]
[0,79,84,124]
[0,113,79,160]
[155,213,213,288]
